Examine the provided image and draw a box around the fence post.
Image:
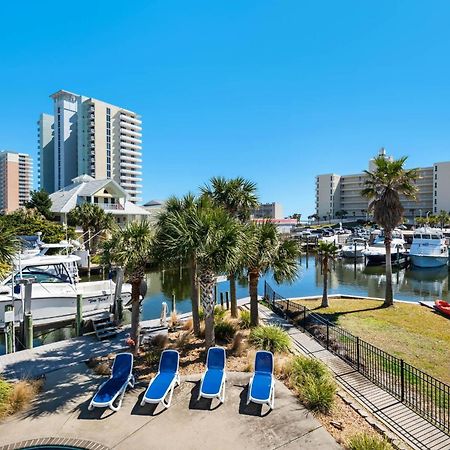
[220,292,224,309]
[303,305,307,330]
[272,292,275,308]
[286,299,290,312]
[400,359,405,402]
[225,291,230,310]
[356,337,360,371]
[326,322,329,349]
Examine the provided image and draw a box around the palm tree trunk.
[190,255,200,336]
[321,257,329,307]
[384,231,394,307]
[199,269,216,349]
[229,272,238,318]
[249,269,259,327]
[130,279,141,354]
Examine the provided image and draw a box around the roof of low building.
[49,175,150,215]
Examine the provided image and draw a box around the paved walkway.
[0,365,339,450]
[249,303,450,450]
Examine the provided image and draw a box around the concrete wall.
[38,113,55,193]
[435,162,450,213]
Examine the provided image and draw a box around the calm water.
[1,256,449,353]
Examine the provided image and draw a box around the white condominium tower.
[315,148,450,220]
[0,151,33,213]
[38,90,142,203]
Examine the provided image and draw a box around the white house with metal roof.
[49,175,151,225]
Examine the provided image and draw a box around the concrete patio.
[0,363,340,450]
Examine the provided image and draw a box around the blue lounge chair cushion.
[201,369,224,396]
[93,377,127,404]
[207,348,225,371]
[250,372,272,401]
[144,372,176,401]
[159,350,179,373]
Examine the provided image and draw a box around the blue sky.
[1,1,450,216]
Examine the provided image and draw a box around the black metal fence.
[263,281,450,435]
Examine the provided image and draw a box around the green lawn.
[292,298,450,384]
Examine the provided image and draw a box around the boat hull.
[0,281,132,328]
[435,300,450,317]
[409,255,448,269]
[365,253,407,266]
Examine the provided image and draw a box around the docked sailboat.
[0,253,132,328]
[409,227,449,269]
[362,230,407,265]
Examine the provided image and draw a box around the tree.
[308,213,320,223]
[415,217,427,226]
[156,194,203,336]
[291,213,302,223]
[156,197,243,348]
[201,176,259,318]
[68,203,115,253]
[102,220,154,353]
[335,210,348,220]
[317,241,338,308]
[362,155,418,307]
[437,210,450,229]
[244,221,300,326]
[25,189,54,220]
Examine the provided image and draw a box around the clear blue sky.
[1,1,450,216]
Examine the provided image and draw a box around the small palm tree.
[201,176,259,318]
[362,155,418,306]
[102,220,154,353]
[244,221,300,326]
[317,241,338,308]
[436,210,449,229]
[156,198,243,348]
[156,194,204,336]
[0,225,19,264]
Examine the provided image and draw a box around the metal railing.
[263,281,450,435]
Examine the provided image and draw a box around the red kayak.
[435,300,450,317]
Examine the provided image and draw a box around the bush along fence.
[263,281,450,436]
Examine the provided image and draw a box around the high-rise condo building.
[315,148,450,220]
[38,90,142,203]
[0,151,33,213]
[251,202,283,219]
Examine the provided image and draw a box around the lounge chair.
[141,349,180,409]
[247,350,275,410]
[198,346,226,403]
[88,352,135,412]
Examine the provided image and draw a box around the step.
[96,330,118,340]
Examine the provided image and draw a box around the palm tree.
[201,176,259,318]
[317,241,338,308]
[362,155,418,307]
[436,210,449,229]
[102,220,154,353]
[244,221,300,326]
[68,203,114,253]
[156,197,243,348]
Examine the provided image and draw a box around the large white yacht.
[0,253,132,328]
[409,227,449,269]
[362,230,407,265]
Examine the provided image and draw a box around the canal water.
[1,255,449,354]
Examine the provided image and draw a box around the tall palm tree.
[201,176,259,318]
[156,198,243,348]
[362,155,418,306]
[156,194,203,335]
[317,241,338,308]
[244,221,300,326]
[102,220,154,353]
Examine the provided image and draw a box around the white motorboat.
[362,230,407,265]
[341,238,368,258]
[0,254,132,328]
[409,227,449,269]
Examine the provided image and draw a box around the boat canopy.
[12,254,81,268]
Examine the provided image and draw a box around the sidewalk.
[250,303,450,450]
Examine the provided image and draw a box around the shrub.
[214,306,226,322]
[0,378,42,418]
[214,320,236,342]
[198,309,205,321]
[301,374,336,413]
[93,362,110,376]
[238,310,251,329]
[151,333,169,349]
[347,433,394,450]
[244,349,256,372]
[175,330,193,349]
[249,325,291,353]
[231,331,246,356]
[274,354,293,380]
[288,355,336,414]
[169,311,179,328]
[182,318,193,331]
[145,348,163,366]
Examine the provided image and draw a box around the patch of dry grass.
[293,297,450,383]
[93,362,111,376]
[0,378,43,419]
